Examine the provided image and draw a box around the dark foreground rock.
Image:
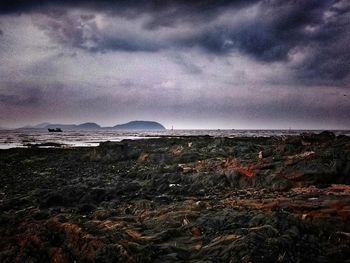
[0,133,350,262]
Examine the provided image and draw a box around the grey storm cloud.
[179,0,350,83]
[0,82,64,108]
[6,0,347,84]
[0,1,258,15]
[0,0,349,128]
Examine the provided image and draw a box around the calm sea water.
[0,129,349,149]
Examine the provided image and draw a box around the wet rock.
[137,152,149,162]
[41,192,68,208]
[301,131,336,144]
[225,170,240,187]
[90,141,140,162]
[176,152,201,163]
[77,203,97,214]
[1,134,350,262]
[122,181,141,193]
[32,210,50,220]
[271,178,293,191]
[248,224,279,238]
[95,244,130,263]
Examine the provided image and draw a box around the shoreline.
[1,129,350,150]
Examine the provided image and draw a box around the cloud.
[170,53,203,75]
[0,0,258,16]
[16,0,349,85]
[32,10,164,53]
[0,1,349,128]
[179,0,350,84]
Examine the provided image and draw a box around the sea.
[0,129,349,149]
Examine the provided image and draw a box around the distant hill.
[24,122,101,130]
[114,121,165,130]
[45,122,101,129]
[45,124,77,129]
[21,120,165,130]
[33,122,52,128]
[77,122,101,129]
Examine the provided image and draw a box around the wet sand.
[1,132,350,262]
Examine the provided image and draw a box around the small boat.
[48,128,63,132]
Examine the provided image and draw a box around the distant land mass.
[113,121,165,130]
[76,122,101,129]
[21,121,166,130]
[32,122,52,128]
[44,123,101,130]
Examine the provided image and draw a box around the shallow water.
[0,128,349,149]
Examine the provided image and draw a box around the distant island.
[114,121,165,130]
[21,120,166,130]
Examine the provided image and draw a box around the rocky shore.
[1,132,350,262]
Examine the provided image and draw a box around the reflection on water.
[0,129,349,149]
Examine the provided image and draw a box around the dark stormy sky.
[0,0,349,129]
